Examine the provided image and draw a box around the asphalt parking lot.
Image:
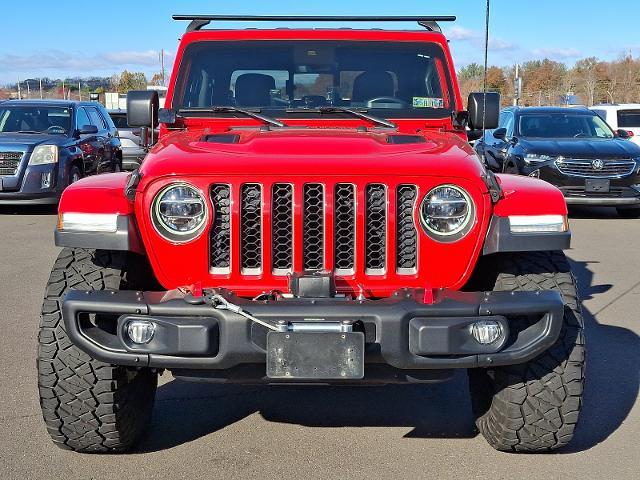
[0,205,638,480]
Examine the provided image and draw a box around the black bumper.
[62,288,565,380]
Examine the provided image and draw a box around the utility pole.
[17,77,22,100]
[26,80,30,99]
[62,80,65,100]
[513,64,521,106]
[78,81,82,101]
[39,78,43,99]
[160,48,165,86]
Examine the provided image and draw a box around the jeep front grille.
[555,158,636,178]
[0,152,23,176]
[396,185,418,273]
[208,181,421,278]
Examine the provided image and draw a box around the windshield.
[174,41,454,119]
[109,113,130,129]
[518,113,614,139]
[0,105,72,134]
[618,110,640,128]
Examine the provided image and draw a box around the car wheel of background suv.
[69,165,82,185]
[37,248,158,452]
[467,251,585,452]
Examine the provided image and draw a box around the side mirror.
[616,129,632,139]
[467,92,500,130]
[79,125,98,135]
[493,127,507,140]
[126,90,159,128]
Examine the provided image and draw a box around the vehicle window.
[86,107,107,130]
[591,109,606,121]
[175,40,454,119]
[0,105,71,134]
[75,107,91,129]
[109,114,130,129]
[518,113,614,139]
[618,110,640,128]
[502,112,514,137]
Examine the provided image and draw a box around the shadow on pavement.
[563,258,639,453]
[0,205,57,216]
[135,258,638,454]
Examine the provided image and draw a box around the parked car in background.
[108,109,146,170]
[590,104,640,146]
[0,100,122,205]
[475,106,640,217]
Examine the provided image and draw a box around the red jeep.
[38,15,584,453]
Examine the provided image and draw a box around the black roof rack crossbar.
[172,15,456,33]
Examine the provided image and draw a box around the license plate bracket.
[585,178,610,193]
[266,331,364,379]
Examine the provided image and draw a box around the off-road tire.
[468,251,585,452]
[616,207,640,218]
[38,248,158,453]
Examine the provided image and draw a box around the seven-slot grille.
[0,152,23,176]
[555,158,636,178]
[209,182,419,276]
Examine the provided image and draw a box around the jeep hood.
[140,128,485,180]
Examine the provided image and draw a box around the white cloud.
[444,25,518,53]
[446,26,478,41]
[530,47,582,59]
[0,50,174,83]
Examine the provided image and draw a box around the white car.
[590,104,640,146]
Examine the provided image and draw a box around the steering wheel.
[45,125,66,134]
[366,97,407,108]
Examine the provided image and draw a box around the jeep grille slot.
[271,183,294,273]
[396,185,418,273]
[365,184,387,274]
[240,183,263,274]
[334,184,356,274]
[303,183,325,271]
[209,184,231,273]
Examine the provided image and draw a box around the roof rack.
[172,15,456,34]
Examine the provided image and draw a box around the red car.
[38,15,584,453]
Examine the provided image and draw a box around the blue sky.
[1,0,638,85]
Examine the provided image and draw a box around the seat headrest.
[234,73,276,107]
[352,71,395,103]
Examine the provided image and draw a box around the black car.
[475,106,640,217]
[0,100,122,205]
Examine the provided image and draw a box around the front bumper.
[63,288,565,381]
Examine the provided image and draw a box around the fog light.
[126,320,155,344]
[41,172,52,188]
[470,320,503,345]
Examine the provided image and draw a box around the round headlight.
[420,185,474,241]
[152,183,208,242]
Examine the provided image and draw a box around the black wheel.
[68,165,82,184]
[467,251,585,452]
[616,207,640,218]
[38,248,158,452]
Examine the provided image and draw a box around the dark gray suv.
[0,99,122,205]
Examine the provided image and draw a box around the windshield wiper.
[179,106,286,127]
[288,106,397,129]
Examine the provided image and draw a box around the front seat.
[351,71,395,103]
[234,73,276,107]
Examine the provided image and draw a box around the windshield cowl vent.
[386,135,427,145]
[202,134,241,144]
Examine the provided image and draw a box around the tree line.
[458,55,640,107]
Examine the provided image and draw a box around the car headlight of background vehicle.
[28,145,58,165]
[151,183,209,242]
[523,153,554,165]
[420,185,475,241]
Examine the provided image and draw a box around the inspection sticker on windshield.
[412,97,444,108]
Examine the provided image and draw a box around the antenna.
[481,0,491,141]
